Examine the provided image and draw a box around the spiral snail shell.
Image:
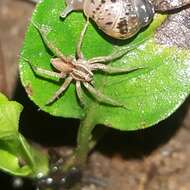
[61,0,155,39]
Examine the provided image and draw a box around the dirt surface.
[1,0,190,190]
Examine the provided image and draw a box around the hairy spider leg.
[76,18,90,59]
[88,37,149,64]
[22,57,72,105]
[83,82,127,109]
[90,63,143,74]
[46,76,73,105]
[76,79,127,108]
[76,81,86,106]
[23,57,66,79]
[31,21,68,62]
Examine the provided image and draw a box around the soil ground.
[1,0,190,190]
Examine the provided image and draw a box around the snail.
[60,0,190,40]
[61,0,154,39]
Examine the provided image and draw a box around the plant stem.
[63,108,108,172]
[74,114,96,167]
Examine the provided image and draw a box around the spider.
[23,20,143,108]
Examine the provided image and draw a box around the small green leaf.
[0,149,30,176]
[0,96,22,139]
[0,93,48,177]
[19,0,190,131]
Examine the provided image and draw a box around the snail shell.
[151,0,190,11]
[83,0,155,39]
[61,0,155,39]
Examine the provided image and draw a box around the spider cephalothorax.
[24,20,141,108]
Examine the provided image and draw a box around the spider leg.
[88,47,134,64]
[90,63,143,74]
[45,76,73,105]
[23,57,66,79]
[88,38,149,64]
[31,21,67,62]
[76,18,89,59]
[76,81,86,107]
[83,82,127,109]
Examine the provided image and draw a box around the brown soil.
[1,1,190,190]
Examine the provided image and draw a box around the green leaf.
[19,0,190,130]
[0,93,48,177]
[0,95,22,139]
[0,149,30,176]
